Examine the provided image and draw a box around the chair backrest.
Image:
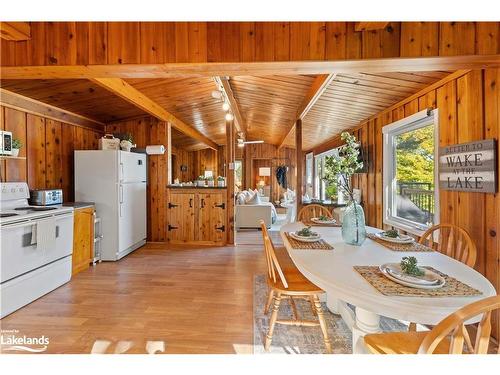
[297,204,332,222]
[260,220,288,288]
[418,295,500,354]
[419,223,477,267]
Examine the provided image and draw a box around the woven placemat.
[354,266,482,297]
[367,233,434,252]
[284,232,334,250]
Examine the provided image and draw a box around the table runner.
[303,221,342,228]
[353,266,482,297]
[284,232,334,250]
[367,233,434,252]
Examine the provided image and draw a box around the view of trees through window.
[395,124,435,226]
[234,160,243,190]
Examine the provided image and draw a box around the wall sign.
[439,139,497,193]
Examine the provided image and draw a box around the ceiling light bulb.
[211,90,222,99]
[237,142,245,148]
[225,113,234,121]
[222,102,230,111]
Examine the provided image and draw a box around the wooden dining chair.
[297,204,333,223]
[408,224,478,333]
[364,295,500,354]
[419,223,477,267]
[260,220,332,353]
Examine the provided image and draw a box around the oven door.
[0,212,74,283]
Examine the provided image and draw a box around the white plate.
[379,263,446,289]
[375,232,415,244]
[289,232,321,243]
[311,217,337,224]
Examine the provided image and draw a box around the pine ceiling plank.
[90,78,218,150]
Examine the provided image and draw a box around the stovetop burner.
[0,213,19,218]
[14,206,58,212]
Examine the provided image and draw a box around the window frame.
[313,148,339,200]
[382,108,440,236]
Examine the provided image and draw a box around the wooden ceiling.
[0,70,451,152]
[282,71,451,150]
[229,75,317,144]
[125,77,227,146]
[0,79,147,122]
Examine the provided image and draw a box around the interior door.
[118,182,147,252]
[167,192,195,243]
[198,192,226,244]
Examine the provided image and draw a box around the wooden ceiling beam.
[0,22,31,41]
[0,88,104,131]
[89,78,218,150]
[2,55,500,79]
[278,73,337,149]
[355,22,390,32]
[213,76,246,137]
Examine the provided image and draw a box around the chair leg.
[408,322,417,332]
[313,294,332,354]
[264,292,282,351]
[264,289,274,315]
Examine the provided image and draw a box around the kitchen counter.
[62,202,95,209]
[167,185,227,189]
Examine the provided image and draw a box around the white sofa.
[235,203,274,229]
[234,191,276,230]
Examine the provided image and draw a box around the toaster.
[0,130,13,155]
[29,189,64,206]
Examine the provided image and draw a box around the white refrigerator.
[75,150,147,261]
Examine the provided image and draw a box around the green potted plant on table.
[217,176,225,187]
[206,175,215,187]
[323,132,365,246]
[12,138,23,157]
[196,175,206,187]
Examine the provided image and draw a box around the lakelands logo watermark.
[0,329,49,353]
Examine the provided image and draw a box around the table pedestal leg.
[352,307,381,354]
[326,294,340,314]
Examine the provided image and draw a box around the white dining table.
[280,222,496,353]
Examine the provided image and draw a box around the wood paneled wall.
[1,22,499,67]
[0,105,102,200]
[240,143,296,203]
[314,69,500,338]
[105,116,169,242]
[191,148,219,179]
[171,146,194,182]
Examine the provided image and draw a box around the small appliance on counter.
[29,189,63,206]
[0,130,13,155]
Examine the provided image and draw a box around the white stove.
[1,182,74,318]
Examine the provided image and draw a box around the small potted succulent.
[196,175,206,187]
[206,175,215,187]
[120,133,135,152]
[12,138,23,157]
[217,176,225,187]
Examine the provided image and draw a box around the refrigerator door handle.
[119,185,124,203]
[120,162,124,181]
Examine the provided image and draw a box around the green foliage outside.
[395,125,434,187]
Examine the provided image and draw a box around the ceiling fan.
[237,132,264,147]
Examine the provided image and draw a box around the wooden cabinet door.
[72,207,94,275]
[167,192,195,243]
[197,192,226,244]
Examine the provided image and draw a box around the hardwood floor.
[1,232,274,354]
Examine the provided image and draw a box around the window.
[234,160,243,190]
[383,109,439,235]
[305,153,314,197]
[314,148,339,201]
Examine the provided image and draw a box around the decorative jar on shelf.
[341,200,366,246]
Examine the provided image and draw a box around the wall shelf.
[0,155,26,160]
